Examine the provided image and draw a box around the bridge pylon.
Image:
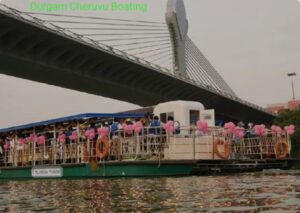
[165,0,188,77]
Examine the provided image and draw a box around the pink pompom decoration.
[18,138,26,145]
[85,129,96,140]
[276,126,282,134]
[284,125,296,135]
[163,121,175,133]
[196,120,210,133]
[4,142,10,150]
[271,125,277,133]
[271,125,283,136]
[25,137,31,143]
[238,131,245,138]
[122,124,134,135]
[234,127,245,139]
[169,126,175,133]
[26,134,38,143]
[84,130,90,137]
[97,127,109,137]
[254,124,268,137]
[58,134,66,143]
[69,131,78,141]
[37,136,46,145]
[224,122,236,133]
[133,121,143,134]
[88,129,95,140]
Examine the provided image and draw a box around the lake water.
[0,172,299,212]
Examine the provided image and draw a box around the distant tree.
[274,108,300,157]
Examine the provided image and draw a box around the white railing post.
[193,126,196,160]
[53,125,57,165]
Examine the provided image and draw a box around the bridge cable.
[80,32,170,36]
[121,42,171,52]
[95,35,170,42]
[131,45,171,56]
[141,48,172,60]
[110,39,171,47]
[65,28,168,31]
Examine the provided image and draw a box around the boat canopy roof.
[0,113,144,133]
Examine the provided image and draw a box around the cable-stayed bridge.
[0,1,274,123]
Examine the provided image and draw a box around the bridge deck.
[0,9,274,123]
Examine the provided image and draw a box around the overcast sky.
[0,0,299,128]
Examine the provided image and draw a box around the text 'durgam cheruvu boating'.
[0,101,296,179]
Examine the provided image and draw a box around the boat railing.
[231,133,290,159]
[0,126,291,168]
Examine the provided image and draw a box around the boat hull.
[0,160,195,180]
[0,159,297,180]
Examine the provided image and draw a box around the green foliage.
[274,108,300,157]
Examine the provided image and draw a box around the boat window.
[189,110,199,125]
[160,112,174,123]
[160,113,167,123]
[167,112,174,120]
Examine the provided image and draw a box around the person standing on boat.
[167,116,181,134]
[65,125,74,163]
[109,118,123,161]
[0,138,3,166]
[246,123,255,138]
[141,112,152,126]
[110,118,122,138]
[149,116,161,134]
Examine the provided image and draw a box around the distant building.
[266,99,300,114]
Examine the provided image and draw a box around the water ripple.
[0,171,299,212]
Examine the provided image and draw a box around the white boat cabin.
[153,100,215,127]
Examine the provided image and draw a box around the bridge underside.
[0,12,274,124]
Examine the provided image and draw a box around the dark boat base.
[0,158,298,180]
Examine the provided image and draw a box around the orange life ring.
[275,141,289,160]
[214,140,231,160]
[96,137,110,159]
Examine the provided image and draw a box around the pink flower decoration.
[284,125,296,135]
[37,136,46,145]
[4,142,10,150]
[133,121,143,134]
[85,129,96,140]
[271,125,283,136]
[254,124,268,137]
[197,120,210,133]
[163,121,175,133]
[26,134,37,143]
[224,122,236,133]
[58,134,66,143]
[97,127,109,137]
[69,131,78,141]
[122,124,134,135]
[234,127,245,139]
[18,138,26,145]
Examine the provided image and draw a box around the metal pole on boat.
[259,138,263,160]
[53,125,56,165]
[14,132,17,166]
[33,127,36,166]
[77,120,80,163]
[212,128,215,160]
[193,126,196,160]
